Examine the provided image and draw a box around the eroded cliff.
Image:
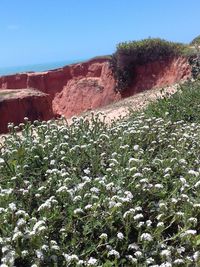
[0,56,191,133]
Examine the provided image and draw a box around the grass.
[1,80,200,266]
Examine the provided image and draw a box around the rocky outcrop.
[0,89,53,133]
[0,56,191,133]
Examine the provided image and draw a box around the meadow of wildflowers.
[1,81,200,266]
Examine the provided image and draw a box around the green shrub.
[140,79,200,122]
[190,35,200,46]
[110,38,188,93]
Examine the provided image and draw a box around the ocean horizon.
[0,59,86,76]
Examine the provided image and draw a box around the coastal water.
[0,59,85,76]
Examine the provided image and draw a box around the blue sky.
[1,0,200,67]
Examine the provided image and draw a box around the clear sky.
[1,0,200,67]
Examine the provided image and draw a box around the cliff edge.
[0,55,191,133]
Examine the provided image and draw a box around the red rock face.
[0,56,191,133]
[0,89,53,133]
[121,57,191,98]
[53,62,121,117]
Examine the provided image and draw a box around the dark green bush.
[110,38,188,93]
[189,53,200,78]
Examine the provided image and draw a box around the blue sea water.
[0,59,85,76]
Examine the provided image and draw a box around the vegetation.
[140,79,200,122]
[110,38,188,93]
[190,35,200,46]
[1,79,200,266]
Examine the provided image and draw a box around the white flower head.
[193,251,199,261]
[160,249,171,258]
[108,249,120,259]
[180,229,197,237]
[140,233,153,242]
[99,233,108,240]
[117,232,124,240]
[9,203,17,211]
[133,145,139,151]
[173,259,185,265]
[0,158,5,164]
[87,257,97,266]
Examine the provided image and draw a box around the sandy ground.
[80,83,179,123]
[0,83,179,146]
[0,88,47,101]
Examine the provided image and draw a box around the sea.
[0,59,85,76]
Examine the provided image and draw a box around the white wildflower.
[133,213,144,220]
[188,217,197,224]
[87,257,97,266]
[56,186,68,193]
[146,220,152,227]
[0,158,5,164]
[137,221,145,228]
[128,243,139,250]
[99,233,108,240]
[17,218,26,227]
[188,170,199,177]
[180,229,197,237]
[126,255,137,263]
[160,249,171,258]
[140,233,153,242]
[33,220,45,232]
[194,181,200,188]
[173,259,185,265]
[180,177,187,184]
[193,251,199,261]
[83,168,90,174]
[134,251,143,258]
[85,204,92,210]
[146,257,154,264]
[155,184,164,189]
[117,232,124,240]
[133,145,139,151]
[77,260,84,266]
[12,231,23,241]
[73,196,82,202]
[160,263,172,267]
[8,203,16,211]
[157,222,164,228]
[36,250,43,259]
[64,254,79,262]
[74,208,84,215]
[107,249,120,258]
[133,173,143,178]
[90,187,99,194]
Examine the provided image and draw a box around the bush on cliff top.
[110,38,188,93]
[190,35,200,46]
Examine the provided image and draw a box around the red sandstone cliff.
[0,89,53,133]
[0,56,191,133]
